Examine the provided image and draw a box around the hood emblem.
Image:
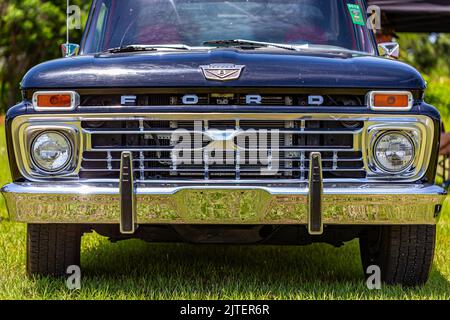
[200,64,245,81]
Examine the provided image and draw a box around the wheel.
[27,224,82,277]
[359,225,436,287]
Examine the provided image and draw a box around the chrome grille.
[80,119,366,182]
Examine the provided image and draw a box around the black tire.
[27,224,82,277]
[359,225,436,287]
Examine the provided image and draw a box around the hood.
[21,49,426,90]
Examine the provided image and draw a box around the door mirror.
[378,42,400,59]
[61,43,80,57]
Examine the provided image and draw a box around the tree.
[0,0,90,112]
[397,33,450,76]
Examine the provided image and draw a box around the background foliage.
[0,0,90,112]
[398,34,450,77]
[397,34,450,127]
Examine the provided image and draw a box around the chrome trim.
[367,91,414,111]
[1,182,445,224]
[365,123,432,180]
[119,151,136,234]
[32,91,80,111]
[61,43,80,58]
[86,129,362,136]
[17,124,81,179]
[30,131,73,174]
[378,42,400,59]
[372,131,415,174]
[308,152,323,235]
[200,64,245,81]
[10,113,435,183]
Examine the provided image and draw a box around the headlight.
[31,132,72,173]
[373,131,415,173]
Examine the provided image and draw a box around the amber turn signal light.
[32,91,79,111]
[368,91,413,111]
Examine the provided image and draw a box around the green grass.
[0,126,449,300]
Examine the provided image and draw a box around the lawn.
[0,123,448,300]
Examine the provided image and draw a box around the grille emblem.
[200,64,245,81]
[204,129,239,151]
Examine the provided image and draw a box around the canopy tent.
[368,0,450,33]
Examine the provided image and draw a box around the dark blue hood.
[21,49,426,90]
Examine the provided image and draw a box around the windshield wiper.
[203,39,304,51]
[106,44,192,54]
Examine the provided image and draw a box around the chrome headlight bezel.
[30,131,73,174]
[366,124,427,179]
[18,125,81,179]
[372,131,416,174]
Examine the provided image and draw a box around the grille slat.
[80,119,366,182]
[82,157,364,163]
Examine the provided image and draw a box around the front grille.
[80,119,366,182]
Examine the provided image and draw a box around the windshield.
[82,0,376,54]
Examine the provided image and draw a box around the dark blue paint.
[5,102,29,181]
[21,49,425,90]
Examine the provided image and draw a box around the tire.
[27,224,82,277]
[359,225,436,287]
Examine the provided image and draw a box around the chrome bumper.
[1,182,446,226]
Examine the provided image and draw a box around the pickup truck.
[1,0,446,286]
